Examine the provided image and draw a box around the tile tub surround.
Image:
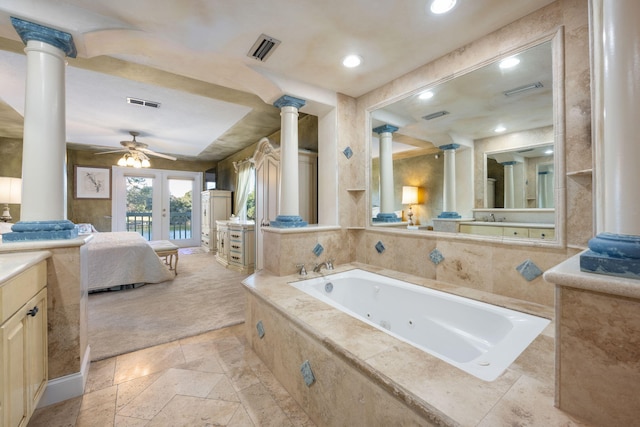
[545,254,640,427]
[242,263,590,426]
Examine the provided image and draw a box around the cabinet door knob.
[27,306,39,317]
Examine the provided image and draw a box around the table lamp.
[402,186,419,226]
[0,177,22,222]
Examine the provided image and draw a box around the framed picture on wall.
[74,166,111,199]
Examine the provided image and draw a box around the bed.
[86,231,175,292]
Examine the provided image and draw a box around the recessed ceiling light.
[430,0,457,14]
[418,90,434,100]
[545,149,554,155]
[494,126,506,133]
[342,54,362,68]
[499,56,520,69]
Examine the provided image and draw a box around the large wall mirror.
[369,33,563,242]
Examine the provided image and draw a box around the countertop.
[460,221,555,228]
[0,250,52,284]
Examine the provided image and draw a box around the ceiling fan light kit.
[96,131,177,168]
[117,150,151,168]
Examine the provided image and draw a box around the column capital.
[373,124,399,135]
[501,161,518,166]
[11,17,77,58]
[273,95,306,110]
[438,143,460,151]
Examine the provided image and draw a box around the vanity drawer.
[459,225,502,236]
[529,228,555,240]
[503,227,529,238]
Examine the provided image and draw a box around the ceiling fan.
[96,131,177,167]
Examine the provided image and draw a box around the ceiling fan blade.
[139,148,177,161]
[95,149,127,155]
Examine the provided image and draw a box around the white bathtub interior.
[290,269,550,381]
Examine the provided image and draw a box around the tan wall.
[0,137,24,221]
[66,149,216,231]
[371,153,444,224]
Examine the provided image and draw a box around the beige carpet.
[88,247,249,361]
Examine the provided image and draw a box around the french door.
[112,166,202,247]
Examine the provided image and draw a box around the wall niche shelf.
[566,169,592,185]
[566,169,592,177]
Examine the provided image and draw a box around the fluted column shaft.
[270,95,307,228]
[21,40,67,221]
[581,0,640,277]
[438,144,461,218]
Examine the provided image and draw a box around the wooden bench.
[148,240,179,274]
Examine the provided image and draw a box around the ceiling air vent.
[503,82,543,97]
[247,34,281,62]
[422,110,450,121]
[127,97,161,108]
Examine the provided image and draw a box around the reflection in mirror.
[485,143,554,209]
[369,39,555,236]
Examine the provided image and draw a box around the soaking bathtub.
[290,268,550,381]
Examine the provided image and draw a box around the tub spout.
[313,262,329,273]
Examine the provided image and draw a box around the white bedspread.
[87,232,174,291]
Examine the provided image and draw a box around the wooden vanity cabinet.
[1,259,48,427]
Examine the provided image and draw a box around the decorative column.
[373,125,400,222]
[580,0,640,278]
[537,171,550,208]
[3,18,77,242]
[501,161,517,209]
[438,144,461,218]
[270,95,307,228]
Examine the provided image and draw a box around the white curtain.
[234,161,253,220]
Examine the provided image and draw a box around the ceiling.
[0,0,556,162]
[371,40,553,157]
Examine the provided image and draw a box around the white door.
[112,167,202,247]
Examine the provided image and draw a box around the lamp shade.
[401,186,418,205]
[0,177,22,204]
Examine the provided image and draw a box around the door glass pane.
[126,176,153,240]
[169,178,193,241]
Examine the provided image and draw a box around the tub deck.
[242,262,591,426]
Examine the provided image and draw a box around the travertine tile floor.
[28,324,315,427]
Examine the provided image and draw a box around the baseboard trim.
[37,345,91,408]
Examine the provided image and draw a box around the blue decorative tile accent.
[373,124,399,134]
[580,232,640,279]
[375,241,385,254]
[300,360,315,387]
[270,215,308,228]
[256,321,265,339]
[312,243,324,257]
[516,259,543,281]
[11,17,77,58]
[273,95,306,109]
[343,146,353,159]
[429,248,444,265]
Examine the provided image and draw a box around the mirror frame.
[365,28,565,248]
